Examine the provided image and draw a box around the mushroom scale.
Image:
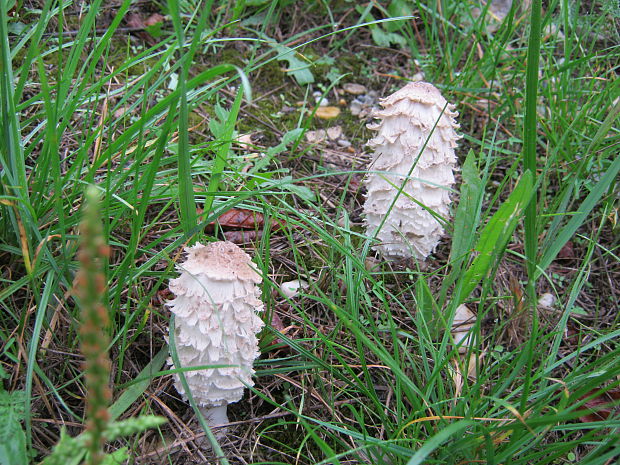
[167,241,264,424]
[363,82,460,260]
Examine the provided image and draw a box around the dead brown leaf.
[125,13,145,29]
[204,208,265,231]
[557,241,575,260]
[222,230,261,244]
[144,13,166,27]
[200,208,290,241]
[124,12,164,45]
[578,388,620,423]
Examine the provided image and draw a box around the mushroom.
[363,82,460,260]
[167,241,264,428]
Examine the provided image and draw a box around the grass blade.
[523,0,542,302]
[202,88,245,217]
[536,155,620,278]
[405,420,475,465]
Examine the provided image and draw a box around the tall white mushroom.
[167,241,264,427]
[364,82,460,260]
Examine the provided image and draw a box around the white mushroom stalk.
[167,241,264,428]
[364,82,460,260]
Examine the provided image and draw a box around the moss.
[188,110,207,131]
[217,47,247,68]
[183,44,374,155]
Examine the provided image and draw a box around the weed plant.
[0,0,618,464]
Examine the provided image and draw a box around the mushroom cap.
[378,81,448,107]
[177,241,262,283]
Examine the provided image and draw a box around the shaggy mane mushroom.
[167,241,264,428]
[364,81,460,261]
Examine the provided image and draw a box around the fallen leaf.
[265,306,299,351]
[223,230,261,244]
[236,133,255,150]
[343,83,367,95]
[271,311,286,333]
[144,13,165,27]
[326,126,342,140]
[467,352,485,381]
[315,106,341,119]
[204,208,265,232]
[114,106,131,119]
[557,241,575,260]
[124,12,163,45]
[125,12,145,29]
[201,208,291,243]
[305,129,328,144]
[578,388,620,423]
[452,304,476,353]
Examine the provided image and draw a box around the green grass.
[1,0,619,464]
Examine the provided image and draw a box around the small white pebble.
[538,293,556,309]
[280,280,309,299]
[349,100,362,116]
[313,91,329,107]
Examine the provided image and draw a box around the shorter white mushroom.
[167,241,264,429]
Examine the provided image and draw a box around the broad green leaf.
[450,149,484,272]
[101,448,129,465]
[416,277,440,339]
[270,43,314,85]
[370,27,407,47]
[275,176,316,202]
[458,171,533,302]
[204,88,245,217]
[108,346,168,421]
[266,128,304,157]
[0,425,27,465]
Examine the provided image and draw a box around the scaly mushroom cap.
[168,241,264,407]
[364,81,460,260]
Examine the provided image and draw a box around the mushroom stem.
[198,404,229,428]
